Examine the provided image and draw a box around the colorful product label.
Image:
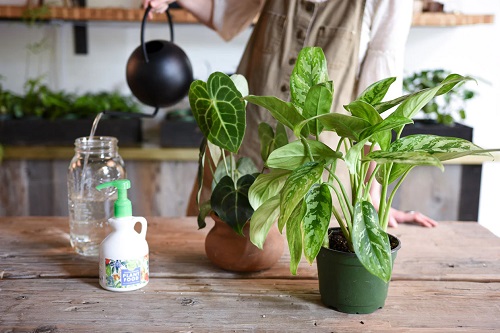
[104,255,149,289]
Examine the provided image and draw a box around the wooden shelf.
[412,13,494,26]
[2,146,199,161]
[0,5,198,24]
[0,5,494,26]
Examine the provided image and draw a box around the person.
[143,0,438,228]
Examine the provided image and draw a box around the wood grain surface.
[1,216,499,331]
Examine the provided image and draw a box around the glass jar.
[67,136,126,256]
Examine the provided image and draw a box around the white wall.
[0,1,498,235]
[405,0,500,236]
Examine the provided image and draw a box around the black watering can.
[109,6,193,118]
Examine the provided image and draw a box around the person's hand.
[388,208,438,228]
[142,0,175,17]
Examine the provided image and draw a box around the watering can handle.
[141,5,174,64]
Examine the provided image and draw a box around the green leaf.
[356,77,396,105]
[317,113,371,141]
[197,200,211,229]
[278,161,324,232]
[366,151,444,171]
[248,169,291,210]
[250,194,280,249]
[213,156,258,190]
[352,201,392,282]
[189,72,246,153]
[290,47,329,113]
[245,95,309,137]
[389,134,489,161]
[258,122,289,163]
[344,100,383,125]
[359,116,413,142]
[286,200,306,275]
[303,183,332,264]
[266,140,341,170]
[211,174,256,235]
[303,81,333,136]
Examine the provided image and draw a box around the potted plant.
[193,47,497,312]
[0,77,143,146]
[187,72,284,272]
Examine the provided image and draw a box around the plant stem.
[381,167,413,230]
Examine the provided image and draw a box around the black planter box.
[160,120,204,148]
[397,119,473,141]
[0,118,142,146]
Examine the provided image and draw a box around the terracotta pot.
[205,214,284,272]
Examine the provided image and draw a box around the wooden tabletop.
[1,217,499,332]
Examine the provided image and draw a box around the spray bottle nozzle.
[96,179,132,218]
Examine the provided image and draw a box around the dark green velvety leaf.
[303,81,333,136]
[278,161,324,232]
[211,174,256,235]
[266,140,341,170]
[248,169,291,210]
[250,194,280,249]
[287,200,306,275]
[290,47,329,113]
[352,201,392,282]
[188,72,246,153]
[303,183,332,264]
[317,113,371,141]
[356,77,396,105]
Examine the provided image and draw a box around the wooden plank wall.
[0,160,468,221]
[0,160,198,217]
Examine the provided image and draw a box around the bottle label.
[104,255,149,289]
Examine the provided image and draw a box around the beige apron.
[187,0,366,215]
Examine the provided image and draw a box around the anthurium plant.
[188,73,287,235]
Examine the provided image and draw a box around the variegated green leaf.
[389,135,488,161]
[366,151,444,171]
[189,72,246,153]
[303,183,332,264]
[344,139,368,175]
[287,200,306,275]
[266,140,341,170]
[356,77,396,105]
[352,201,392,282]
[290,47,329,113]
[303,81,333,136]
[250,194,280,249]
[278,161,324,232]
[248,169,291,210]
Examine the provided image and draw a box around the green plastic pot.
[316,228,401,314]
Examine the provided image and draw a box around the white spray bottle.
[96,179,149,292]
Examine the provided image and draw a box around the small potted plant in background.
[194,47,498,313]
[0,77,143,146]
[187,73,284,272]
[401,68,477,141]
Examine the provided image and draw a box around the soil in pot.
[205,214,284,272]
[316,227,401,314]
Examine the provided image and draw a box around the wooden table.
[1,217,499,332]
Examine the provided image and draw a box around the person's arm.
[144,0,264,41]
